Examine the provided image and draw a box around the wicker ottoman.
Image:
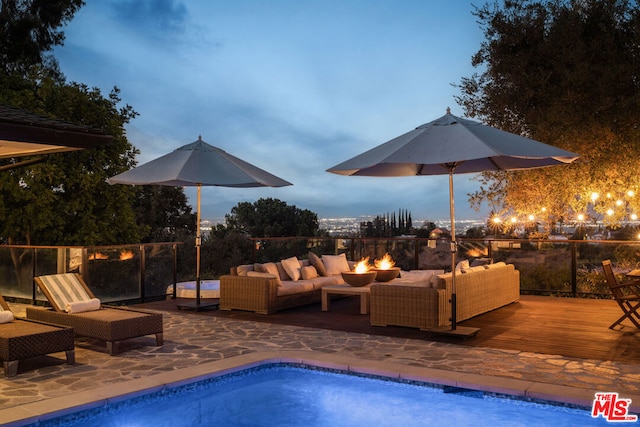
[0,319,75,377]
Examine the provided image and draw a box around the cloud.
[54,0,490,223]
[109,0,189,38]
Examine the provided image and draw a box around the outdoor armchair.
[27,273,163,355]
[601,260,640,330]
[0,293,74,377]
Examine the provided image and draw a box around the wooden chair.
[601,260,640,330]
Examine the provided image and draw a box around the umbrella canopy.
[109,136,292,309]
[108,136,292,188]
[328,108,579,335]
[328,108,579,176]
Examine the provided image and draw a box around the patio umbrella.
[109,136,292,310]
[327,108,579,336]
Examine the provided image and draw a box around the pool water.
[32,364,612,427]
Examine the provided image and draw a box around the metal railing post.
[571,242,577,296]
[140,245,146,302]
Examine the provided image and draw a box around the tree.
[133,185,196,243]
[0,72,146,245]
[225,198,319,237]
[457,0,640,230]
[0,0,84,75]
[0,2,195,246]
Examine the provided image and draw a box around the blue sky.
[54,0,489,223]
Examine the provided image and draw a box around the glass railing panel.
[84,245,141,302]
[144,244,177,299]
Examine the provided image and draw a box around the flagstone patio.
[1,295,639,425]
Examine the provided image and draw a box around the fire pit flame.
[354,257,371,274]
[374,253,395,270]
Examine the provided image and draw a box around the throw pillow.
[455,259,470,272]
[0,311,14,323]
[301,265,318,280]
[308,251,327,276]
[470,257,492,267]
[322,253,350,276]
[275,262,291,281]
[281,256,302,281]
[65,298,101,314]
[260,262,282,285]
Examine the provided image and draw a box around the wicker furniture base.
[370,264,520,330]
[26,306,163,355]
[0,319,75,377]
[370,285,444,330]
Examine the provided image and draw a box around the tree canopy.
[457,0,640,230]
[0,1,194,245]
[0,0,84,76]
[225,198,320,237]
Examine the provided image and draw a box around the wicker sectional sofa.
[370,262,520,330]
[220,254,353,314]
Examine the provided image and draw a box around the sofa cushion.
[281,256,302,281]
[301,265,318,280]
[236,264,254,276]
[322,254,350,276]
[310,274,345,290]
[471,257,492,267]
[462,265,486,274]
[247,271,277,279]
[276,280,315,296]
[486,261,507,269]
[308,252,327,276]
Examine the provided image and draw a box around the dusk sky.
[54,0,490,223]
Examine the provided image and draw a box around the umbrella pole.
[449,171,457,330]
[196,184,202,306]
[177,184,217,311]
[430,168,479,338]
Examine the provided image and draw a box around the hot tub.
[166,280,220,299]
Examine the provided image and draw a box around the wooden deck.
[460,295,640,363]
[140,294,640,365]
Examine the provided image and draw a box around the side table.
[321,285,371,314]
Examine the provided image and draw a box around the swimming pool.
[25,364,611,427]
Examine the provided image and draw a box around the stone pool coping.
[4,350,638,426]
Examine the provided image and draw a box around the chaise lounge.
[0,293,75,377]
[26,273,163,355]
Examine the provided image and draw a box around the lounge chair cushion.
[66,298,101,314]
[36,273,94,312]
